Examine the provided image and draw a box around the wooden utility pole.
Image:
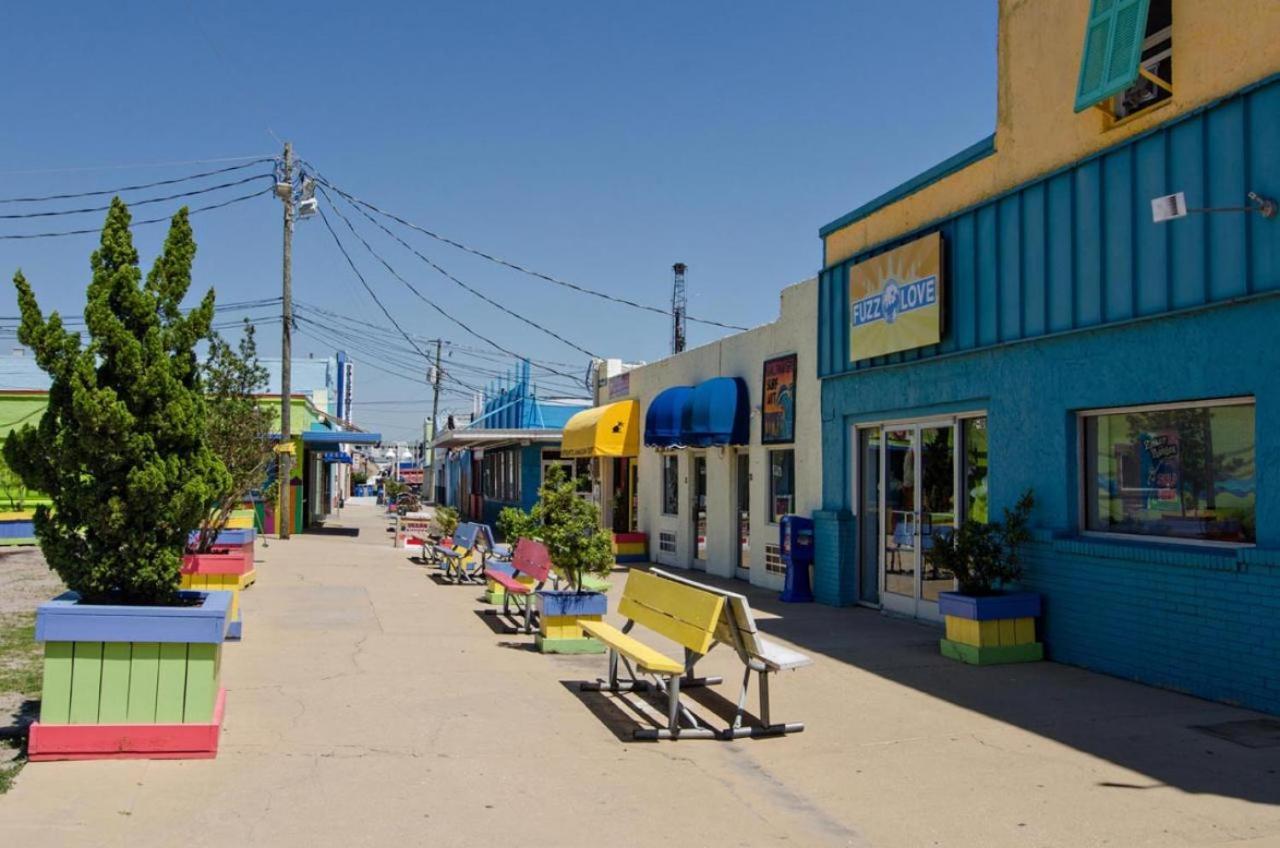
[429,337,442,501]
[279,142,294,539]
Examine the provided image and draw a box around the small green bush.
[927,490,1034,596]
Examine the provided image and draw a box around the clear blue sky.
[0,1,996,440]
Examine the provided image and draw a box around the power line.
[318,183,599,359]
[311,205,432,367]
[0,185,273,240]
[314,188,585,384]
[0,159,274,204]
[310,173,748,332]
[0,172,272,219]
[0,153,275,177]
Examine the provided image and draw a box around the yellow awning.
[561,400,639,458]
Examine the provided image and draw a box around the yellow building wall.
[824,0,1280,267]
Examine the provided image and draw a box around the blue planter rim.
[938,590,1041,621]
[535,589,608,617]
[35,590,232,644]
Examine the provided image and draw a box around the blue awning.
[269,430,382,446]
[682,377,749,447]
[644,386,694,448]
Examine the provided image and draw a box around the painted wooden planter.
[27,589,232,761]
[0,509,37,546]
[534,590,607,654]
[612,532,649,564]
[938,591,1043,665]
[182,550,255,640]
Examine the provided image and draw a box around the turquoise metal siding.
[818,75,1280,377]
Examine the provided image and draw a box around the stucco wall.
[614,278,820,590]
[823,0,1280,266]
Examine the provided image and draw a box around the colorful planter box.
[28,589,231,761]
[534,590,607,654]
[938,591,1043,666]
[612,532,648,564]
[181,551,254,641]
[0,509,37,546]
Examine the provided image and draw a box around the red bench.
[484,538,552,633]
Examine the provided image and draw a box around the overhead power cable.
[313,205,432,364]
[0,185,273,240]
[0,158,274,204]
[0,153,275,177]
[318,184,598,359]
[314,189,585,384]
[0,172,272,219]
[311,174,748,332]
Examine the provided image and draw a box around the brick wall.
[1020,535,1280,715]
[813,510,857,606]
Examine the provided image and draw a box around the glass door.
[877,421,957,621]
[691,454,708,570]
[857,427,881,605]
[735,451,750,577]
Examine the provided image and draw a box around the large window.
[662,455,679,515]
[962,416,989,523]
[1082,399,1255,544]
[768,449,795,524]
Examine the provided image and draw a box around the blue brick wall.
[813,510,857,606]
[819,296,1280,715]
[1021,536,1280,714]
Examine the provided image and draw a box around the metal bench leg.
[720,666,805,740]
[681,649,723,689]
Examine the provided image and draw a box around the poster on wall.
[848,231,943,361]
[761,354,797,444]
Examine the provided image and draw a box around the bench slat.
[580,621,684,675]
[488,571,534,595]
[616,571,724,655]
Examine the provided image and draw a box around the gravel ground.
[0,547,62,617]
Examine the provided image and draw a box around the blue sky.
[0,1,996,439]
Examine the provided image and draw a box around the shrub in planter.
[6,200,234,759]
[522,467,615,654]
[928,490,1042,665]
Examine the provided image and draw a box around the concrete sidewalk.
[1,502,1278,847]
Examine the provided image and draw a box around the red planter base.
[27,688,226,761]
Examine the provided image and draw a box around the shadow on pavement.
[648,567,1280,805]
[305,526,360,537]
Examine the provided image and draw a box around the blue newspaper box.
[779,514,814,603]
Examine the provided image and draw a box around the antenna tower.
[671,262,687,354]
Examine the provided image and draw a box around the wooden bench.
[433,523,483,583]
[476,524,512,562]
[650,569,810,739]
[579,570,726,740]
[483,538,552,633]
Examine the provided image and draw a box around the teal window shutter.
[1074,0,1153,113]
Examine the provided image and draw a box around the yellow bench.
[580,569,725,740]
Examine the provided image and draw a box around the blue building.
[432,360,589,526]
[813,3,1280,715]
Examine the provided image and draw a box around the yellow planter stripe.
[944,615,1035,648]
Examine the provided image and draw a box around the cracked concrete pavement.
[2,502,1278,847]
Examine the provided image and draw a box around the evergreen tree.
[4,199,230,604]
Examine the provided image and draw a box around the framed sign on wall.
[761,353,797,444]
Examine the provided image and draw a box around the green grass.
[0,612,41,698]
[0,612,40,795]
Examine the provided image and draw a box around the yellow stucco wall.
[824,0,1280,267]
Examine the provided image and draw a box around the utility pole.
[278,142,294,539]
[429,338,442,502]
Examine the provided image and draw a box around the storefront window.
[768,449,795,523]
[662,455,679,515]
[962,417,989,523]
[1083,400,1255,544]
[575,457,593,494]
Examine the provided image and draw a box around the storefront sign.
[761,354,797,444]
[848,231,943,361]
[607,372,630,400]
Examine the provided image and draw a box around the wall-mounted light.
[1152,191,1277,223]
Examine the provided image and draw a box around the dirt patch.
[0,547,63,617]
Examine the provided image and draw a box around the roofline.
[817,134,997,238]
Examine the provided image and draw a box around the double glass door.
[873,421,959,621]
